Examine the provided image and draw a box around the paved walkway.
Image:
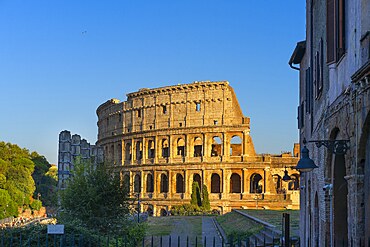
[202,217,223,247]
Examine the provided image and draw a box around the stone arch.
[134,174,141,193]
[193,137,203,157]
[211,173,221,193]
[230,173,241,193]
[146,173,154,193]
[160,173,168,193]
[162,139,169,157]
[211,136,222,157]
[193,173,201,188]
[358,111,370,244]
[273,174,282,193]
[117,143,122,164]
[250,173,263,193]
[230,135,242,156]
[160,208,168,216]
[177,138,185,157]
[110,144,114,161]
[288,174,300,190]
[176,173,184,193]
[123,174,130,193]
[325,127,340,178]
[147,140,155,159]
[136,141,142,160]
[146,204,153,216]
[329,128,348,245]
[125,142,132,161]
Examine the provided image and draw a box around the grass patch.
[240,209,300,236]
[145,216,202,237]
[216,211,263,241]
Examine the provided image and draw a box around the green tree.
[59,158,137,236]
[190,182,202,207]
[201,184,211,211]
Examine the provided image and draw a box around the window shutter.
[337,0,345,58]
[326,0,335,63]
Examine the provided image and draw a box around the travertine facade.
[58,130,104,189]
[96,81,300,215]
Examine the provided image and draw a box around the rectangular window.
[137,109,141,118]
[162,105,167,114]
[196,103,201,112]
[326,0,346,63]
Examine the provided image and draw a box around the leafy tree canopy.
[59,158,135,236]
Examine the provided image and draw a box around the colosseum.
[96,81,300,216]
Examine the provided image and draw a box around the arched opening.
[136,141,142,160]
[333,153,348,245]
[211,136,222,157]
[134,174,141,193]
[194,137,203,157]
[176,173,184,193]
[314,193,319,246]
[177,138,185,157]
[148,140,155,159]
[273,175,282,193]
[123,174,130,193]
[146,205,153,216]
[230,135,242,156]
[146,173,154,193]
[125,143,132,161]
[110,144,115,162]
[193,174,201,188]
[250,173,263,193]
[162,139,169,158]
[211,173,221,193]
[288,174,300,190]
[160,208,167,216]
[117,144,122,164]
[160,174,168,193]
[230,173,241,193]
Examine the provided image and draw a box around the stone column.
[142,137,146,164]
[186,134,191,160]
[242,130,249,159]
[222,133,229,161]
[154,135,159,164]
[203,133,209,160]
[131,138,135,165]
[168,170,172,197]
[140,170,144,196]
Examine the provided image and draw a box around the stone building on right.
[289,0,369,246]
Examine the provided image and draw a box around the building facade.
[57,130,104,189]
[96,81,300,216]
[290,0,370,246]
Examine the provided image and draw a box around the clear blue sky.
[0,1,305,164]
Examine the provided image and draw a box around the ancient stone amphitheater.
[96,81,299,216]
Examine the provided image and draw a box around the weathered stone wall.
[96,81,300,215]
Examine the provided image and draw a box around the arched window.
[193,174,201,188]
[160,174,168,193]
[117,144,122,164]
[110,144,115,161]
[230,135,242,156]
[211,173,221,193]
[148,140,155,159]
[211,137,222,156]
[177,138,185,157]
[176,173,184,193]
[194,137,203,157]
[162,139,169,157]
[146,173,154,193]
[125,143,132,161]
[134,174,141,193]
[136,141,142,160]
[250,173,263,193]
[230,173,241,193]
